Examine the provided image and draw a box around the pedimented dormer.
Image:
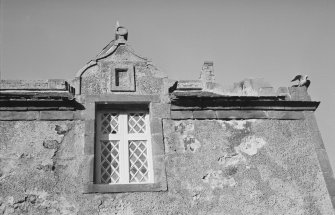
[75,26,167,95]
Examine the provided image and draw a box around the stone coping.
[0,111,82,121]
[0,79,75,101]
[0,79,73,91]
[171,110,306,120]
[171,98,320,112]
[173,79,312,101]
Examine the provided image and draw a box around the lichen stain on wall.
[236,136,266,156]
[162,119,333,214]
[202,170,237,189]
[172,121,201,153]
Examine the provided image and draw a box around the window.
[95,109,153,184]
[82,95,167,193]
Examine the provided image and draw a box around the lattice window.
[129,140,149,182]
[96,110,153,184]
[128,113,146,133]
[101,113,118,134]
[100,140,120,183]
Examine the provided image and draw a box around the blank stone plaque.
[110,66,135,92]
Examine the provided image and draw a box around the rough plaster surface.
[163,119,334,215]
[1,118,333,214]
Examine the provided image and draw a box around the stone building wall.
[0,26,334,215]
[0,114,334,214]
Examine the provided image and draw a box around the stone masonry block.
[323,171,335,196]
[47,79,69,90]
[304,112,325,133]
[0,107,28,111]
[205,82,222,90]
[171,111,193,119]
[150,103,171,119]
[288,87,311,101]
[150,117,163,134]
[73,110,85,120]
[83,103,96,120]
[216,110,239,119]
[0,111,39,121]
[0,79,69,90]
[28,107,58,111]
[152,154,167,188]
[240,110,268,118]
[304,115,326,149]
[176,80,203,90]
[331,196,335,210]
[216,110,267,119]
[193,110,216,119]
[82,155,95,183]
[277,87,289,97]
[0,80,49,90]
[266,111,304,120]
[316,149,334,175]
[85,94,160,103]
[151,133,165,155]
[84,181,167,193]
[39,111,74,120]
[152,156,165,176]
[84,134,95,155]
[311,130,326,149]
[85,120,95,135]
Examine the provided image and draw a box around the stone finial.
[200,61,215,82]
[115,25,128,41]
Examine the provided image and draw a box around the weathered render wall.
[0,120,85,214]
[0,114,334,214]
[163,115,333,215]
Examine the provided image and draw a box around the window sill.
[83,182,167,193]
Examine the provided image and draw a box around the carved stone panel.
[110,65,135,92]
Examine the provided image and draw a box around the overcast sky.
[1,0,335,170]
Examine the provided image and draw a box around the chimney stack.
[200,61,215,82]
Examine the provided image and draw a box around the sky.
[1,0,335,169]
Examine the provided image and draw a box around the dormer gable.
[74,25,166,95]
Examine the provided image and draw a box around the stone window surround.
[82,94,167,193]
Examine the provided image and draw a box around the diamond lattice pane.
[101,113,119,134]
[128,113,146,133]
[129,140,149,182]
[100,140,120,184]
